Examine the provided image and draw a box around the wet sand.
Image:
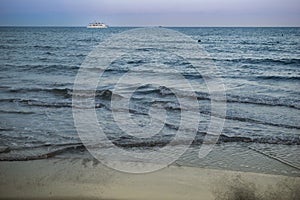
[0,158,299,200]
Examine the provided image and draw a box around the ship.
[87,22,108,28]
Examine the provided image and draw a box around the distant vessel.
[87,22,108,28]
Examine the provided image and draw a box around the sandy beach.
[0,158,299,200]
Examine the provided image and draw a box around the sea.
[0,27,299,175]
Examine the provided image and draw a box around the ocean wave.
[214,58,300,66]
[19,99,73,108]
[225,95,300,110]
[0,98,106,109]
[9,88,73,97]
[224,115,300,130]
[7,84,299,110]
[0,143,84,161]
[8,88,122,100]
[2,95,297,131]
[76,38,99,42]
[16,64,79,72]
[0,44,14,49]
[94,133,300,147]
[0,110,35,114]
[254,75,300,81]
[141,99,300,130]
[86,67,204,80]
[32,45,63,50]
[0,128,14,132]
[0,133,298,161]
[133,85,175,96]
[133,86,299,110]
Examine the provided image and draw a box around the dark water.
[0,27,299,175]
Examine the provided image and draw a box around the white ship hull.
[87,22,108,28]
[87,25,108,28]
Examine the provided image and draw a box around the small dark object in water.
[198,39,201,42]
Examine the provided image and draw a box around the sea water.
[0,27,299,175]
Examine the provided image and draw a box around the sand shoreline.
[0,158,299,200]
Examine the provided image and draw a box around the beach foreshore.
[0,158,299,200]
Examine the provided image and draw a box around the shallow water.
[0,27,299,175]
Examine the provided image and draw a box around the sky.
[0,0,300,26]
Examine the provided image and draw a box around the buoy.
[198,39,201,43]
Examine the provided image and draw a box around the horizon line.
[0,25,300,28]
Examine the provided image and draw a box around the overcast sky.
[0,0,299,26]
